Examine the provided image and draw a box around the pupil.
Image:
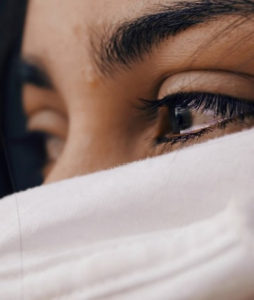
[175,107,193,131]
[170,107,192,134]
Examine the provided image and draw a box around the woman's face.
[22,0,254,183]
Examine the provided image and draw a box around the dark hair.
[0,0,27,87]
[0,0,27,197]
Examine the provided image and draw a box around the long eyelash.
[139,92,254,145]
[140,92,254,120]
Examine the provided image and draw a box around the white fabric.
[1,128,254,300]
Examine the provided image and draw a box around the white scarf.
[1,128,254,299]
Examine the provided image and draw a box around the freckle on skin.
[73,24,82,39]
[82,66,100,86]
[72,24,99,86]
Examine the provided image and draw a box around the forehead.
[22,0,254,90]
[24,0,166,23]
[22,0,177,59]
[23,0,164,44]
[22,0,177,87]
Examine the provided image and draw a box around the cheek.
[44,109,157,183]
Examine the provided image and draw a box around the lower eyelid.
[159,116,254,146]
[158,127,212,145]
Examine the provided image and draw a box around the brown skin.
[22,0,254,183]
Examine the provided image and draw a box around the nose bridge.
[44,136,111,183]
[45,106,140,183]
[44,111,111,183]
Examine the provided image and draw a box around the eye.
[25,108,67,174]
[22,81,68,172]
[141,92,254,146]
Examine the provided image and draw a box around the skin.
[22,0,254,183]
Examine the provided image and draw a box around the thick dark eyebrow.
[96,0,254,74]
[17,59,53,89]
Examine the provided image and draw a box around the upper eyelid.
[17,59,53,89]
[157,70,254,102]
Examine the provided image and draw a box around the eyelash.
[140,92,254,145]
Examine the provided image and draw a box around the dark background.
[0,0,44,198]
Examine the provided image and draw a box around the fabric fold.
[1,128,254,299]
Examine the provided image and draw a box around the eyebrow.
[97,0,254,74]
[17,59,53,89]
